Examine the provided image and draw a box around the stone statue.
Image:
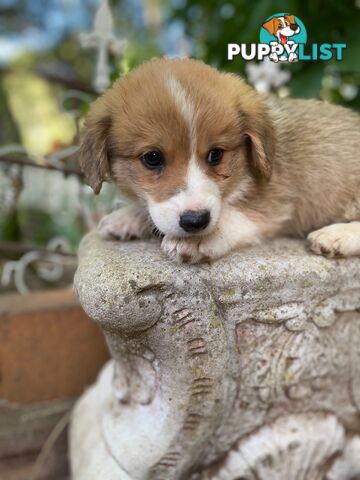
[70,232,360,480]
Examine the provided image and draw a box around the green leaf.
[288,62,325,98]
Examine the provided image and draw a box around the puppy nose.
[290,24,298,31]
[179,209,210,233]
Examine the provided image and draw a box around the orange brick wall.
[0,289,109,404]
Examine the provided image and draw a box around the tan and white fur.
[80,57,360,264]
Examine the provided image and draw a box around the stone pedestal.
[70,232,360,480]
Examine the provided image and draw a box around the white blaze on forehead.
[165,75,197,154]
[149,75,221,237]
[278,16,286,27]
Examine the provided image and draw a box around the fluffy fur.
[80,57,360,263]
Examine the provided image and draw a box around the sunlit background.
[0,0,359,294]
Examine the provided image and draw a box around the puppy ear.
[79,103,112,194]
[262,17,277,35]
[284,14,296,24]
[243,108,275,182]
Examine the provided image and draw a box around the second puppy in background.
[80,57,360,264]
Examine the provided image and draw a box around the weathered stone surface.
[70,232,360,480]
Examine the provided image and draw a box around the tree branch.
[0,154,84,177]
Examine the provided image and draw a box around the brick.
[0,289,109,404]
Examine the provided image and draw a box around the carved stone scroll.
[70,233,360,480]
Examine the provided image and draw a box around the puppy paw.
[98,206,149,240]
[308,222,360,258]
[161,236,205,264]
[161,234,233,264]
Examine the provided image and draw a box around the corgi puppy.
[80,57,360,264]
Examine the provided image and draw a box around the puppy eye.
[141,151,165,170]
[207,148,224,166]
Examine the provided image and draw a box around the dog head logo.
[263,14,300,45]
[260,13,307,63]
[228,13,345,63]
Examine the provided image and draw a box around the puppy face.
[80,58,274,237]
[262,15,300,44]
